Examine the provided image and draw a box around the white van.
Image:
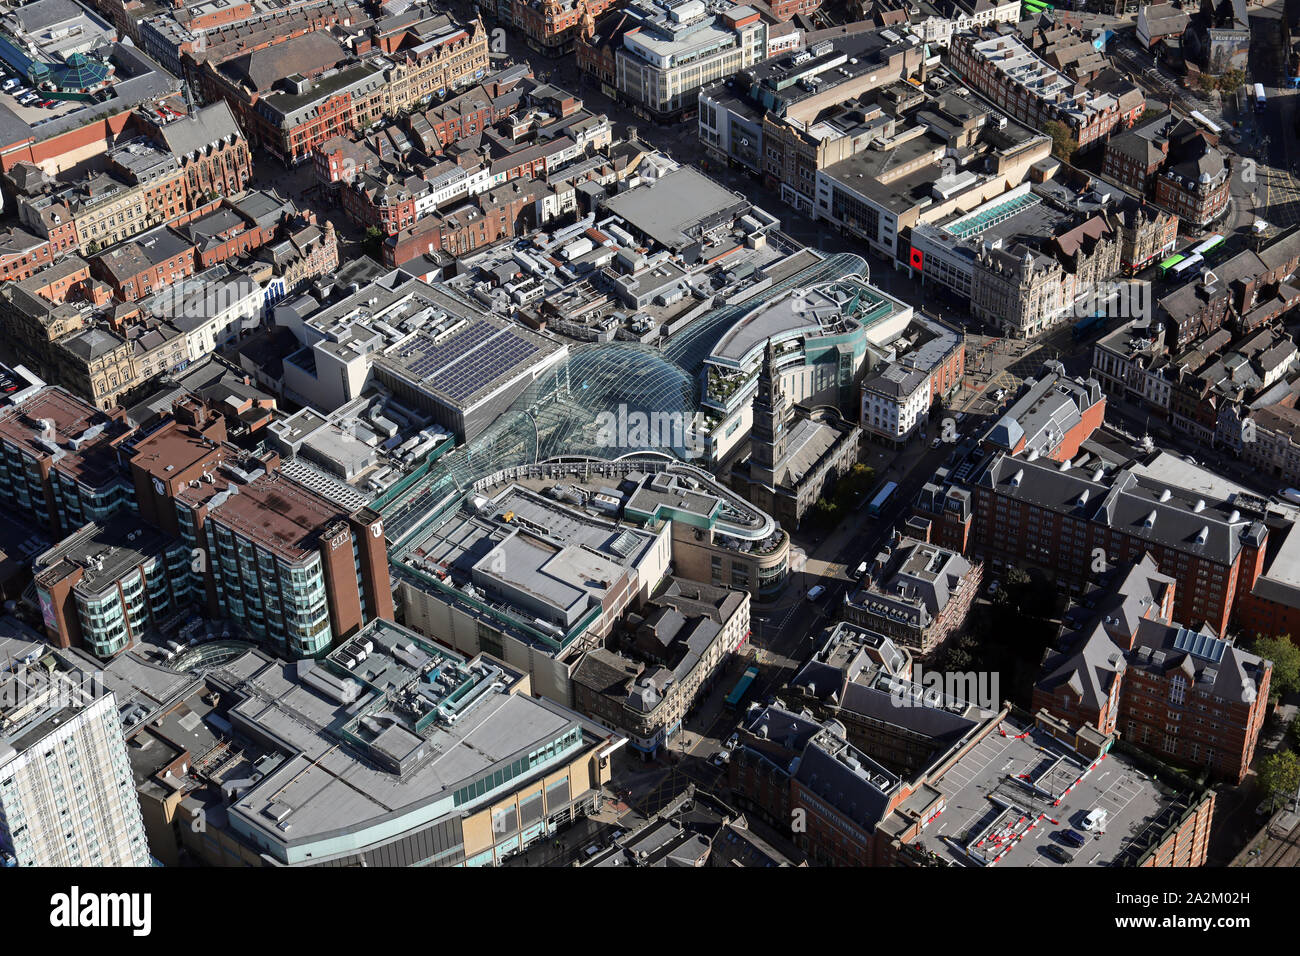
[1082,808,1108,831]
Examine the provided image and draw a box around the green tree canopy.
[1043,120,1077,162]
[1252,635,1300,699]
[1259,751,1300,801]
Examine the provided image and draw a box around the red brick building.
[0,227,56,283]
[127,399,395,658]
[979,366,1106,462]
[1035,555,1272,783]
[729,700,1216,866]
[511,0,620,55]
[384,179,543,265]
[150,101,253,202]
[768,0,822,20]
[1104,117,1230,229]
[949,29,1145,151]
[90,226,197,302]
[957,452,1268,637]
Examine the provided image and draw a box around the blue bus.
[867,481,899,517]
[1073,311,1109,341]
[725,666,760,710]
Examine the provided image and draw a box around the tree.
[362,225,383,258]
[810,497,840,528]
[1043,120,1077,163]
[1258,751,1300,802]
[1219,69,1246,94]
[1252,635,1300,699]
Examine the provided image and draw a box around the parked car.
[710,750,730,767]
[1044,844,1074,863]
[930,437,942,449]
[807,585,825,601]
[1059,829,1087,848]
[724,733,739,751]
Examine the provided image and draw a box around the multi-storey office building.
[948,28,1145,151]
[126,399,395,658]
[0,386,136,537]
[0,627,150,866]
[962,452,1269,636]
[581,0,767,121]
[844,536,982,655]
[33,518,195,659]
[1035,555,1272,783]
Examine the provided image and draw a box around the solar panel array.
[400,320,542,404]
[1172,627,1228,664]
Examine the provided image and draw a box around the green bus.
[1158,254,1185,277]
[725,667,760,710]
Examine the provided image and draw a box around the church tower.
[750,338,791,489]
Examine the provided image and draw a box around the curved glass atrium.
[379,251,866,546]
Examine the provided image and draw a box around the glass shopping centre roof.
[378,251,866,546]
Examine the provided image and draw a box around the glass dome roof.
[378,251,868,545]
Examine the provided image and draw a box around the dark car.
[1060,829,1086,848]
[1044,844,1074,864]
